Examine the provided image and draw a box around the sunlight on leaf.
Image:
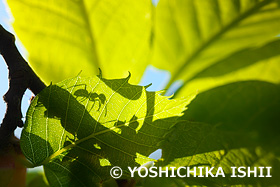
[151,0,280,92]
[20,73,194,186]
[7,0,153,84]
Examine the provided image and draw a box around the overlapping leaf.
[144,145,280,186]
[156,81,280,186]
[175,41,280,97]
[182,81,280,137]
[141,118,280,186]
[20,73,193,186]
[151,0,280,93]
[7,0,153,84]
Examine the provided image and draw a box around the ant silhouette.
[74,86,107,116]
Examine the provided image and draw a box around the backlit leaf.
[20,73,193,186]
[7,0,153,84]
[151,0,280,92]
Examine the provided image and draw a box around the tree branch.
[0,25,46,152]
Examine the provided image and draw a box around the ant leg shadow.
[88,100,96,113]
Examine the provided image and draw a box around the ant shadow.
[73,85,107,116]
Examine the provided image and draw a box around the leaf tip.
[127,71,131,80]
[98,68,102,78]
[144,83,152,89]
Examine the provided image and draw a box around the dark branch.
[0,25,46,152]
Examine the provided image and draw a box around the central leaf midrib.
[167,0,273,88]
[80,0,101,69]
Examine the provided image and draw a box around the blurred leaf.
[135,117,280,186]
[175,42,280,97]
[20,73,193,186]
[157,148,280,187]
[181,81,280,145]
[152,1,280,184]
[26,171,49,187]
[156,121,280,186]
[151,0,280,91]
[7,0,153,84]
[149,81,280,186]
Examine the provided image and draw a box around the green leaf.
[26,171,49,187]
[181,81,280,145]
[151,0,280,90]
[175,40,280,97]
[130,118,280,186]
[156,121,280,186]
[7,0,153,84]
[152,146,280,186]
[151,1,280,182]
[20,73,194,186]
[149,81,280,186]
